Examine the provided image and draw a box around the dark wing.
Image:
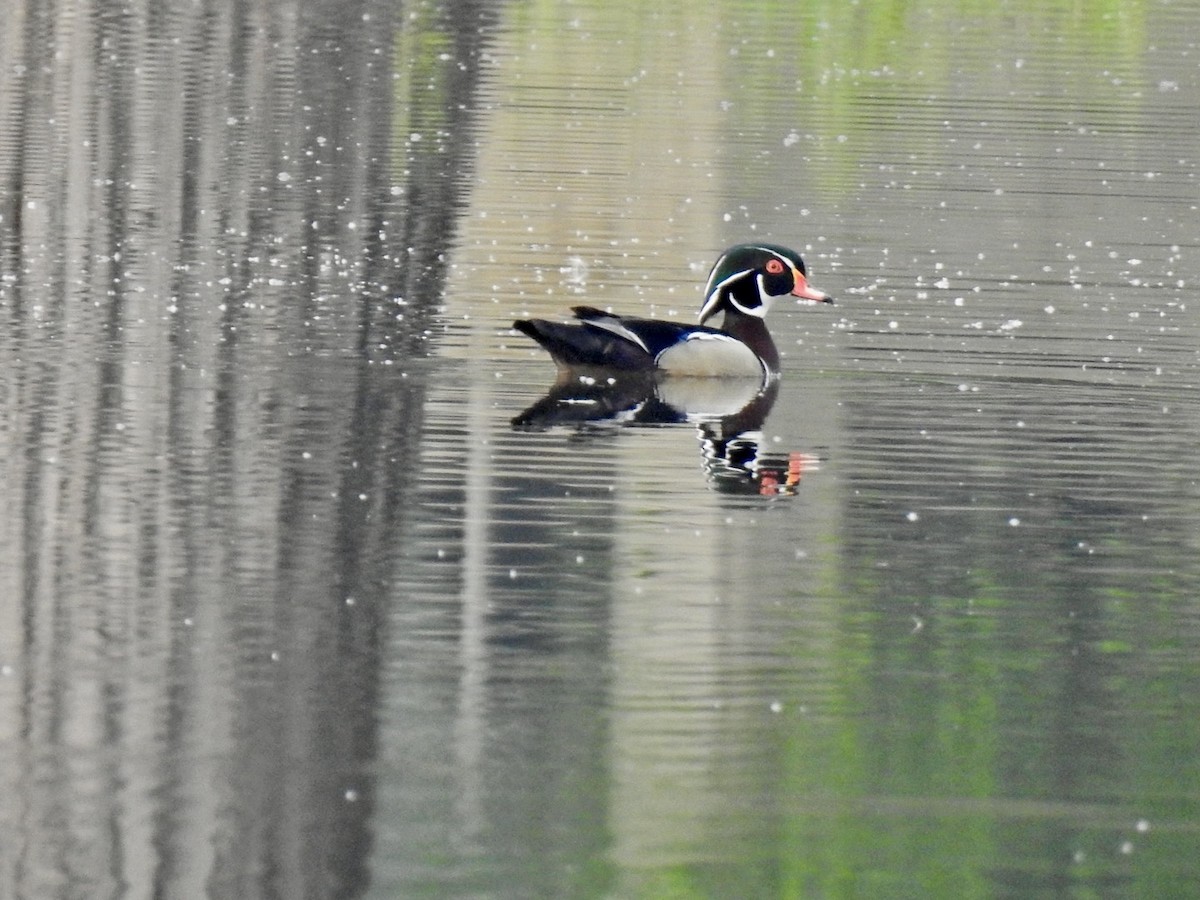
[572,306,733,356]
[513,316,655,370]
[513,306,719,370]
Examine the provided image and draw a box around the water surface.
[1,0,1199,897]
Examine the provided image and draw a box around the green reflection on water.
[721,0,1148,198]
[410,0,1191,895]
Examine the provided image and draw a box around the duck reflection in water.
[511,243,831,495]
[512,373,819,496]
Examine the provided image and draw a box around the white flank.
[655,332,764,378]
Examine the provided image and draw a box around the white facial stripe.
[708,267,754,299]
[753,246,800,268]
[698,267,754,322]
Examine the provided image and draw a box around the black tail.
[512,318,653,370]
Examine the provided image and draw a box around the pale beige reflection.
[439,0,842,879]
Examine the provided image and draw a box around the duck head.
[697,243,832,325]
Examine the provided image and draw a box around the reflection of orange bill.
[788,452,804,486]
[788,452,821,484]
[757,452,822,495]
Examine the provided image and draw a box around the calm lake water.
[2,0,1199,897]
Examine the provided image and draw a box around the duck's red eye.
[765,258,785,275]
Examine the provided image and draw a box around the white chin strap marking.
[727,273,772,318]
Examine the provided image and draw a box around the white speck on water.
[770,701,783,713]
[509,568,518,579]
[276,171,291,183]
[1120,841,1134,855]
[906,511,920,522]
[1136,818,1150,833]
[1008,517,1021,527]
[561,255,588,287]
[345,789,359,802]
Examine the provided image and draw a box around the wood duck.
[513,243,832,379]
